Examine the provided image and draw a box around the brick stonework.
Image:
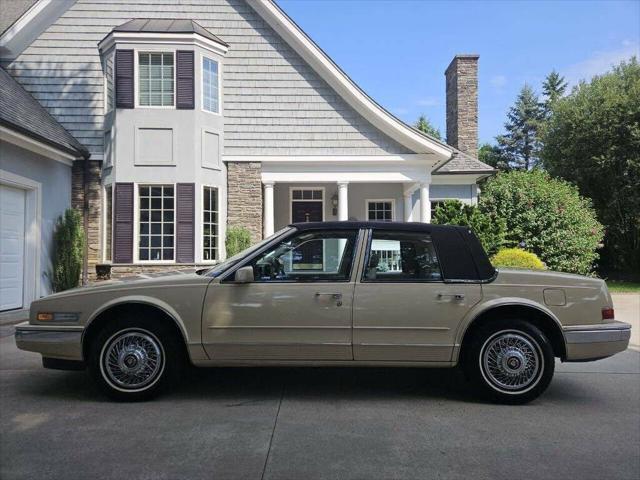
[72,160,102,280]
[227,162,263,242]
[445,55,479,158]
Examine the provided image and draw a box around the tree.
[51,209,85,292]
[226,226,252,257]
[542,58,640,275]
[496,84,545,170]
[432,199,506,255]
[541,70,567,117]
[414,114,441,139]
[478,142,510,171]
[479,170,603,275]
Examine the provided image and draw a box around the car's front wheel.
[463,319,555,404]
[88,317,183,401]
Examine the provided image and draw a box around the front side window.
[202,57,219,113]
[203,186,219,261]
[364,231,442,282]
[138,52,174,107]
[248,229,358,282]
[138,185,174,261]
[367,200,394,221]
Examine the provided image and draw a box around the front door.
[202,228,361,361]
[353,230,482,362]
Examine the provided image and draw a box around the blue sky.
[278,0,640,145]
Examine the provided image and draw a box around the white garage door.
[0,185,26,311]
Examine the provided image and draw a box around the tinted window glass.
[249,230,357,282]
[365,231,442,282]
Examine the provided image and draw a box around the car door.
[201,228,363,361]
[353,229,482,362]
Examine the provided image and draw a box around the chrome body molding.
[14,321,84,361]
[563,321,631,361]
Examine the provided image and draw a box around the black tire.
[462,319,555,404]
[88,315,184,401]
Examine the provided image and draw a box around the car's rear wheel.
[463,319,555,404]
[88,316,183,401]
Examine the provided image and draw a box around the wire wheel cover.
[102,330,164,390]
[481,331,542,392]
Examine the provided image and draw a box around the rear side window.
[364,231,442,282]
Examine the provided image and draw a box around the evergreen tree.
[496,84,544,170]
[542,70,567,117]
[414,114,441,140]
[478,142,509,171]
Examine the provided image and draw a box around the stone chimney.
[445,54,479,157]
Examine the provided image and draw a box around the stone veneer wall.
[445,55,479,158]
[227,162,263,243]
[72,160,102,281]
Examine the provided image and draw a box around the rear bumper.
[14,322,84,361]
[563,321,631,361]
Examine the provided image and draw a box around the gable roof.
[0,66,89,158]
[112,18,229,47]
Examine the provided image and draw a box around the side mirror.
[234,266,254,283]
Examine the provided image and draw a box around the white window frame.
[134,182,176,263]
[102,49,115,114]
[289,187,325,223]
[135,49,176,109]
[366,198,395,222]
[201,54,221,116]
[202,185,219,263]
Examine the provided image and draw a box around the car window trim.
[221,228,362,284]
[360,228,446,284]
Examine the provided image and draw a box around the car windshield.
[202,227,293,277]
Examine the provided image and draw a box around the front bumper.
[14,322,84,361]
[563,321,631,361]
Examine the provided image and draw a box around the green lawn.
[606,281,640,293]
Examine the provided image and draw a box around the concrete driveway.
[1,328,638,480]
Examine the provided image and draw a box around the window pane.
[138,52,174,107]
[249,230,358,282]
[138,184,175,261]
[364,232,442,282]
[202,186,219,261]
[202,57,219,113]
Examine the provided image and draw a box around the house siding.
[4,0,412,161]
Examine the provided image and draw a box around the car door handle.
[437,293,465,300]
[315,292,343,306]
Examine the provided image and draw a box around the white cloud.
[490,75,507,90]
[416,96,440,107]
[564,41,640,85]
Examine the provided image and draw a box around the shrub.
[479,170,603,275]
[432,199,506,255]
[226,226,252,257]
[51,209,84,292]
[491,248,545,270]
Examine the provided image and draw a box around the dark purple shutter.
[115,49,134,109]
[113,183,134,263]
[176,183,195,263]
[176,50,195,109]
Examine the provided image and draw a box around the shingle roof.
[0,66,89,158]
[0,0,37,36]
[433,149,496,175]
[112,19,228,47]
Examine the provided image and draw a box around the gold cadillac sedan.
[15,222,631,403]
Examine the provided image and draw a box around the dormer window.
[202,57,219,114]
[138,52,175,107]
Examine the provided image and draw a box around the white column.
[263,181,275,237]
[404,191,413,222]
[337,181,349,221]
[420,183,431,223]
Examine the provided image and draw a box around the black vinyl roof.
[112,19,228,47]
[0,66,89,158]
[290,221,465,233]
